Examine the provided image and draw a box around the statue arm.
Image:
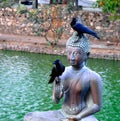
[76,74,102,120]
[52,77,63,104]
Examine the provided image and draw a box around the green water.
[0,50,120,121]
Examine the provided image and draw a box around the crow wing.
[48,60,65,84]
[70,18,100,39]
[73,23,100,39]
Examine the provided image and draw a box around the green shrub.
[96,0,120,20]
[97,0,119,13]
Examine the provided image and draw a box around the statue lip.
[70,60,75,64]
[70,60,76,65]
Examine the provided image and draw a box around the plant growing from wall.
[19,2,80,46]
[26,5,65,46]
[0,0,79,46]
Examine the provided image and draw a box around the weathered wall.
[0,7,120,44]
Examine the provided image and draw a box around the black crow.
[70,18,100,39]
[48,59,65,84]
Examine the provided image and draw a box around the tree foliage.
[96,0,120,19]
[25,5,66,46]
[0,0,18,8]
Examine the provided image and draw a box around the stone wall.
[0,7,120,45]
[0,8,34,36]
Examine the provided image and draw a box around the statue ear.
[83,52,90,65]
[86,52,88,59]
[81,52,87,61]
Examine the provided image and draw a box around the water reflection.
[0,50,120,121]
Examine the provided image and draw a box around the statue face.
[66,46,86,68]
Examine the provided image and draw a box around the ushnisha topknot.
[66,31,90,54]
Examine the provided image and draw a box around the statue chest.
[63,74,90,95]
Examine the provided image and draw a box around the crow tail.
[48,76,55,84]
[92,33,100,39]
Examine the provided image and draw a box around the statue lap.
[24,110,63,121]
[24,110,98,121]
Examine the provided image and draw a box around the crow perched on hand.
[70,18,100,39]
[48,59,65,84]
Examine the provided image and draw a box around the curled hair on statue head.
[66,32,90,53]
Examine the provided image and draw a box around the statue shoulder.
[85,67,102,82]
[89,70,102,85]
[63,66,71,74]
[60,66,71,80]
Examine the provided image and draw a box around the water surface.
[0,50,120,121]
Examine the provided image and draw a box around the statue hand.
[68,117,78,121]
[66,115,81,121]
[55,77,61,84]
[66,116,78,121]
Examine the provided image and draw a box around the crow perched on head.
[48,59,65,84]
[70,17,100,39]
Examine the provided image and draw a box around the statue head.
[66,32,90,67]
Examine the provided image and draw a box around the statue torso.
[61,66,91,115]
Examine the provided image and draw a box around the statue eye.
[74,51,80,56]
[67,51,72,55]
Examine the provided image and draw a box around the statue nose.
[70,53,75,60]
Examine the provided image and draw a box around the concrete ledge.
[0,34,120,60]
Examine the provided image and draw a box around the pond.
[0,50,120,121]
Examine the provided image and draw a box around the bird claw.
[55,77,60,84]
